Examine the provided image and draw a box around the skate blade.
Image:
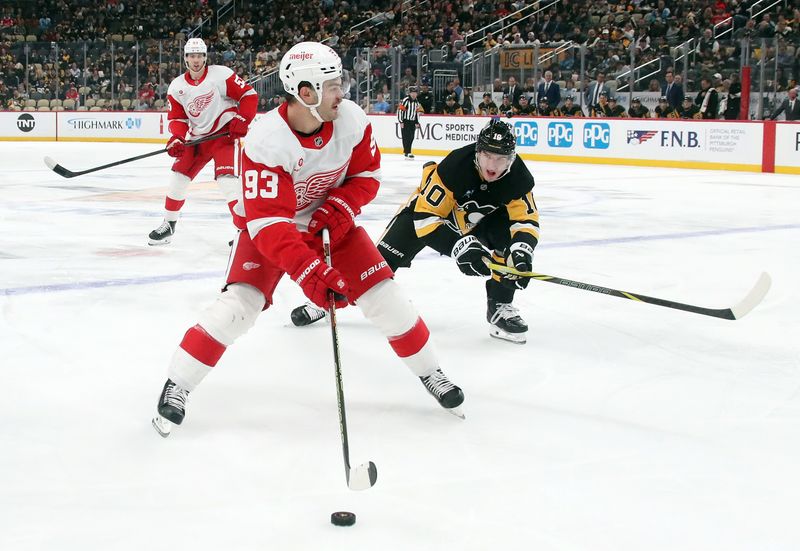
[152,415,173,438]
[148,238,172,246]
[489,327,527,344]
[446,406,465,420]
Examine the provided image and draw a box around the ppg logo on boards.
[583,122,610,149]
[547,122,573,147]
[16,113,35,132]
[513,121,538,146]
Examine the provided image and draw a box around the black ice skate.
[420,368,465,418]
[148,220,176,246]
[290,302,327,326]
[487,299,528,344]
[152,379,189,438]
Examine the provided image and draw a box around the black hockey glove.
[499,241,535,290]
[452,235,492,277]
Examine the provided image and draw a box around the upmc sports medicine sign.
[369,114,766,171]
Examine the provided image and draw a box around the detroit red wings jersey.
[167,65,256,138]
[241,99,381,237]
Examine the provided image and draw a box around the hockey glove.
[292,256,350,309]
[308,194,357,243]
[499,241,535,290]
[227,113,250,139]
[452,235,492,277]
[166,135,185,158]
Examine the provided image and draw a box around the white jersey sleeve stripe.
[247,217,294,238]
[348,169,382,179]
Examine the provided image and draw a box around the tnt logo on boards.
[583,122,610,149]
[547,122,573,147]
[513,121,538,146]
[17,113,35,132]
[659,130,700,148]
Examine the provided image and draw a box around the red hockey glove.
[308,195,357,243]
[292,256,350,309]
[166,135,185,158]
[227,113,250,139]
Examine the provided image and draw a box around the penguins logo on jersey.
[458,200,498,231]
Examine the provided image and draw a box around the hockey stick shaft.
[486,261,770,320]
[322,229,377,490]
[44,131,229,178]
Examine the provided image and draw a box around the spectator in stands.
[64,82,79,102]
[454,44,472,63]
[137,81,155,108]
[372,92,391,114]
[476,92,498,115]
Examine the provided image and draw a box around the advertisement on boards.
[0,111,57,139]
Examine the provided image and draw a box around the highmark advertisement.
[57,112,167,140]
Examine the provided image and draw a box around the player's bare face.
[477,151,513,182]
[315,78,345,121]
[185,53,206,76]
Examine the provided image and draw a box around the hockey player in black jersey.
[292,119,540,344]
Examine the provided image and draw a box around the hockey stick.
[43,131,229,178]
[322,228,378,491]
[486,261,771,321]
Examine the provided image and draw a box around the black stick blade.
[44,156,76,178]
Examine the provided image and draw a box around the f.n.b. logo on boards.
[547,121,573,147]
[659,130,700,148]
[16,113,35,132]
[513,121,538,146]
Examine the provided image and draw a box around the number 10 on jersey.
[244,169,278,199]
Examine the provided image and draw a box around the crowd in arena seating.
[0,0,798,119]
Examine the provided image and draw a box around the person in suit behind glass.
[662,70,684,108]
[503,75,523,108]
[770,88,800,120]
[537,70,561,107]
[584,72,608,109]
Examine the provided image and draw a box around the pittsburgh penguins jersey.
[408,143,539,255]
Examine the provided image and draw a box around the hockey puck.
[330,511,356,526]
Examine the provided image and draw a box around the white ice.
[1,142,798,551]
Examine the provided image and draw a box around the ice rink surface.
[1,141,798,551]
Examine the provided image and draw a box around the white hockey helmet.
[279,42,342,105]
[184,37,208,57]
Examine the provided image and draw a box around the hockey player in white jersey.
[148,38,257,245]
[152,42,464,437]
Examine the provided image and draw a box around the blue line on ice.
[2,223,798,296]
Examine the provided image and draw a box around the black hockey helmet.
[477,119,516,156]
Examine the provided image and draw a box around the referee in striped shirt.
[397,86,422,159]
